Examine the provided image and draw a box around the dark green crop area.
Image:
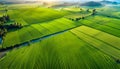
[0,4,120,69]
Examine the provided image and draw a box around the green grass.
[8,7,68,25]
[0,32,119,69]
[85,15,120,30]
[0,5,120,69]
[74,26,120,49]
[97,7,120,19]
[78,15,120,37]
[2,18,81,48]
[70,26,120,59]
[64,8,91,19]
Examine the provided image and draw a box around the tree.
[5,15,10,21]
[3,28,7,33]
[76,18,81,21]
[81,16,85,19]
[5,9,8,14]
[92,9,96,15]
[0,21,4,26]
[1,16,7,23]
[80,8,82,11]
[0,29,5,37]
[86,9,90,12]
[116,59,120,63]
[71,19,74,21]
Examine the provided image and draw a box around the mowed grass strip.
[0,32,119,69]
[70,26,120,59]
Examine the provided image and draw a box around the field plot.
[64,7,91,19]
[85,16,120,30]
[0,32,119,69]
[74,26,120,49]
[70,26,120,59]
[63,7,82,12]
[7,3,44,9]
[8,8,68,25]
[2,18,81,48]
[0,3,120,69]
[97,7,120,19]
[78,16,120,37]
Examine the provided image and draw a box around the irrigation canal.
[0,25,82,59]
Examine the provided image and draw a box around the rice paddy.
[0,3,120,69]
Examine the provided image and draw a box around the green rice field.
[0,3,120,69]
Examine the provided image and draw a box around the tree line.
[0,15,23,39]
[68,8,97,21]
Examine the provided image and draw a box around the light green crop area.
[2,18,81,48]
[97,6,120,19]
[71,26,120,59]
[78,15,120,37]
[8,8,68,25]
[0,4,120,69]
[0,32,120,69]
